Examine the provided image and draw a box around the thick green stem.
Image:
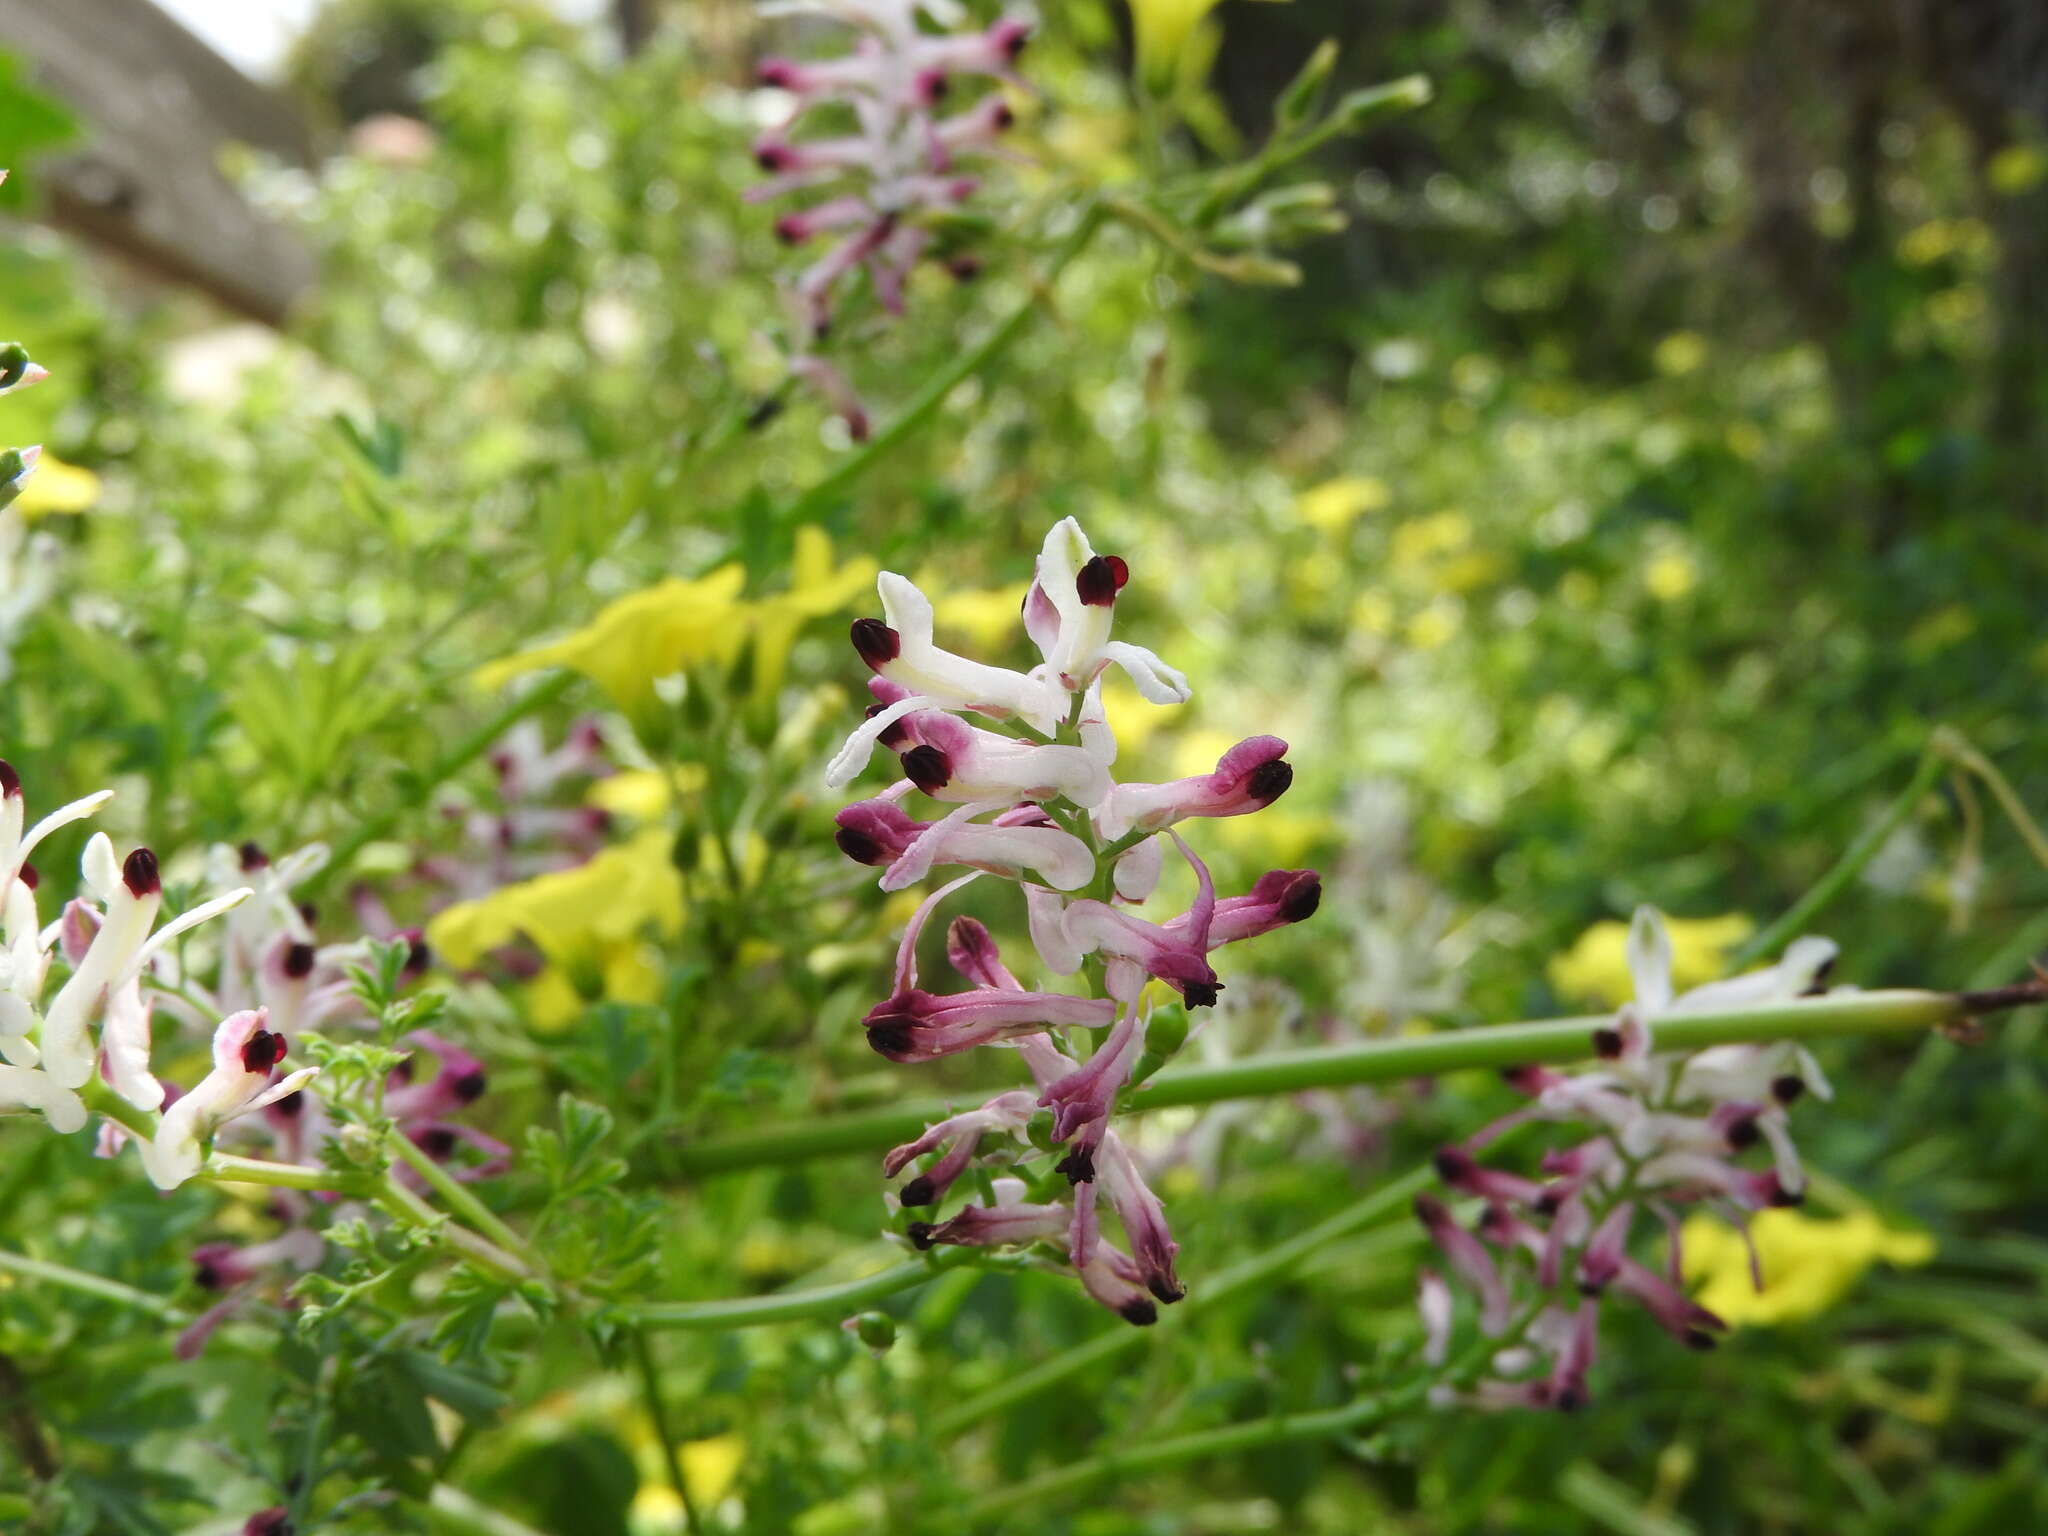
[0,1247,184,1319]
[633,1254,969,1331]
[782,200,1105,528]
[672,989,1988,1176]
[388,1130,545,1276]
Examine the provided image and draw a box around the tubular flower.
[830,522,1317,1322]
[1414,906,1845,1409]
[752,0,1032,433]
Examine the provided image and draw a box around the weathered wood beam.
[0,0,317,326]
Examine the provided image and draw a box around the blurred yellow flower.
[1390,509,1472,572]
[14,453,99,517]
[1351,589,1397,636]
[1644,549,1698,602]
[525,938,664,1031]
[587,767,706,822]
[931,579,1029,654]
[429,827,683,973]
[476,565,747,715]
[1987,143,2046,197]
[628,1433,744,1529]
[1653,331,1708,377]
[1405,601,1461,650]
[749,527,876,701]
[1682,1208,1934,1327]
[1548,913,1752,1006]
[1130,0,1288,96]
[1296,474,1391,533]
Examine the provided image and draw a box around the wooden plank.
[0,0,316,325]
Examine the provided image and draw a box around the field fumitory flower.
[752,0,1032,436]
[1415,906,1844,1408]
[829,518,1319,1322]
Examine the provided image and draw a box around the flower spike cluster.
[830,519,1319,1322]
[1415,907,1840,1408]
[753,0,1033,437]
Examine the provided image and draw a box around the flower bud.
[1333,75,1433,133]
[850,1311,897,1353]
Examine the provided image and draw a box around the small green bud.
[1333,75,1433,134]
[1275,39,1341,130]
[0,343,29,390]
[1147,1008,1192,1059]
[338,1123,380,1165]
[851,1311,897,1352]
[1025,1108,1059,1154]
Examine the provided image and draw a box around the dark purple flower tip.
[991,101,1016,131]
[753,139,796,173]
[867,1022,915,1059]
[239,1029,287,1074]
[193,1257,224,1291]
[270,1090,305,1120]
[905,1221,938,1250]
[1247,759,1294,804]
[298,901,318,926]
[1180,980,1221,1009]
[1055,1145,1096,1184]
[238,840,269,871]
[845,409,871,444]
[122,848,161,898]
[1413,1192,1452,1229]
[946,254,983,282]
[850,618,900,668]
[863,702,911,749]
[901,745,952,795]
[834,825,887,866]
[1724,1113,1761,1150]
[1074,554,1129,607]
[756,58,799,88]
[1432,1146,1474,1185]
[773,214,808,245]
[992,17,1032,58]
[1146,1275,1186,1305]
[1553,1384,1588,1413]
[897,1175,939,1207]
[17,862,37,891]
[1766,1178,1805,1209]
[1802,956,1836,996]
[1771,1074,1806,1105]
[1576,1279,1604,1298]
[1531,1188,1562,1217]
[404,934,432,975]
[244,1508,294,1536]
[0,759,18,797]
[1275,871,1321,923]
[1117,1298,1159,1327]
[1682,1328,1719,1351]
[420,1127,459,1159]
[452,1069,487,1103]
[282,943,317,980]
[914,69,948,106]
[1590,1026,1624,1059]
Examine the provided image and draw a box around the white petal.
[1626,907,1675,1012]
[825,695,931,788]
[1024,885,1082,975]
[130,888,252,976]
[0,1064,86,1133]
[244,1066,320,1114]
[17,789,114,868]
[880,798,1005,893]
[81,832,121,902]
[1113,838,1163,902]
[1103,642,1190,705]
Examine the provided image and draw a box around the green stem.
[0,1247,183,1319]
[316,671,579,889]
[633,1255,966,1331]
[963,1384,1428,1526]
[782,200,1105,528]
[1730,742,1945,967]
[631,1330,708,1536]
[388,1131,545,1276]
[375,1177,535,1284]
[671,988,1991,1176]
[207,1152,375,1195]
[1933,727,2048,873]
[930,1165,1433,1439]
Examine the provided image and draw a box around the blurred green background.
[1,0,2044,1531]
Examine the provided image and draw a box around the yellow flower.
[1130,0,1289,97]
[748,527,876,701]
[1653,331,1708,377]
[1644,549,1698,602]
[524,938,664,1032]
[429,827,683,976]
[1548,913,1753,1007]
[1296,475,1391,533]
[13,453,99,517]
[931,580,1030,655]
[1682,1208,1935,1327]
[474,564,747,715]
[586,767,705,822]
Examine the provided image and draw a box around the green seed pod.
[852,1311,897,1352]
